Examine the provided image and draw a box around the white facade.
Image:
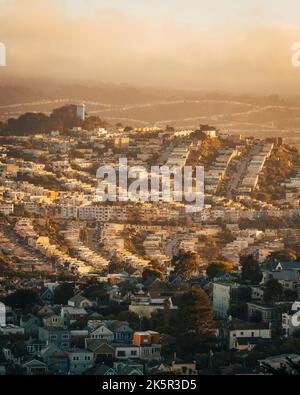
[0,324,25,336]
[76,104,86,121]
[213,283,232,318]
[0,203,14,216]
[68,349,94,374]
[115,345,139,360]
[61,205,78,219]
[229,326,271,349]
[282,313,299,338]
[89,325,114,342]
[78,205,127,222]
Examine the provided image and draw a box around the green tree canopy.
[53,283,74,305]
[241,255,263,285]
[263,279,283,303]
[269,249,298,262]
[206,260,233,279]
[117,311,140,329]
[142,267,164,282]
[5,289,39,309]
[176,286,213,333]
[82,281,109,302]
[172,250,200,279]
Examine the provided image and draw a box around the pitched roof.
[85,339,115,353]
[68,294,91,304]
[118,366,143,375]
[235,337,261,345]
[92,364,115,375]
[40,287,54,297]
[229,320,270,331]
[109,320,132,332]
[61,306,87,315]
[25,339,46,346]
[23,358,47,368]
[262,260,300,272]
[40,343,62,356]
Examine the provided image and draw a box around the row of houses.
[239,143,273,193]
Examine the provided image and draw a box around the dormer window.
[275,263,283,271]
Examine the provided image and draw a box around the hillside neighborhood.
[0,105,300,375]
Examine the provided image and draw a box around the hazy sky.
[56,0,300,26]
[1,0,300,93]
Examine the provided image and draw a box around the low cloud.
[1,0,300,93]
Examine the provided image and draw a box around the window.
[117,351,126,357]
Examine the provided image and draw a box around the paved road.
[164,237,179,259]
[157,142,175,166]
[226,144,262,199]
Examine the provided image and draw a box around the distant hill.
[2,80,300,140]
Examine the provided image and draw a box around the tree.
[5,289,39,309]
[232,286,252,303]
[172,250,200,279]
[228,304,248,321]
[118,280,138,294]
[83,115,105,131]
[201,238,221,261]
[163,298,172,327]
[124,126,133,132]
[206,260,233,279]
[269,249,298,262]
[260,357,300,375]
[82,282,109,302]
[109,261,126,274]
[241,255,263,285]
[260,362,289,375]
[10,341,27,359]
[51,105,83,130]
[249,310,263,323]
[53,283,74,305]
[284,289,298,301]
[117,311,140,329]
[142,267,164,282]
[176,332,217,360]
[0,253,13,274]
[263,279,283,303]
[176,286,213,333]
[70,317,89,330]
[218,230,235,243]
